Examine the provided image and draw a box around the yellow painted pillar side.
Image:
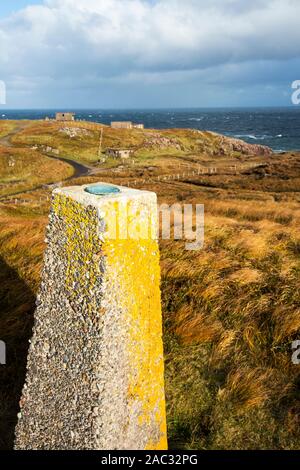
[104,199,167,450]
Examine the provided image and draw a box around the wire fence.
[126,162,260,187]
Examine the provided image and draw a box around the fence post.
[14,182,167,450]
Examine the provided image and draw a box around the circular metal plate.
[84,184,121,196]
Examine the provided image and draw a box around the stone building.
[111,121,133,129]
[111,121,144,130]
[106,148,133,159]
[56,112,75,122]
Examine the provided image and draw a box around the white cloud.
[0,0,299,106]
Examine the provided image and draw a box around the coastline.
[0,108,299,153]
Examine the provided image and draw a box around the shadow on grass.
[0,256,35,449]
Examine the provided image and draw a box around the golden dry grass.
[0,145,74,197]
[0,121,21,139]
[158,183,300,449]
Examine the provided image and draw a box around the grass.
[10,120,101,163]
[154,178,300,449]
[0,207,46,449]
[0,120,299,449]
[0,121,23,139]
[0,145,74,197]
[10,120,262,165]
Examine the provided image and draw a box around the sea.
[1,107,300,152]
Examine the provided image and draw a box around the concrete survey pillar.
[14,183,167,450]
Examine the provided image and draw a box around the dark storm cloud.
[0,0,299,107]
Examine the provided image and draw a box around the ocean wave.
[188,117,204,121]
[234,133,284,140]
[235,134,260,140]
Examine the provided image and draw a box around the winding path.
[0,122,30,147]
[0,122,95,200]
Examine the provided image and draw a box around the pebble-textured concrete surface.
[14,183,167,450]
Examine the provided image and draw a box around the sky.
[0,0,42,18]
[0,0,300,109]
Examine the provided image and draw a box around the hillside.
[6,119,271,165]
[0,120,299,450]
[0,145,73,198]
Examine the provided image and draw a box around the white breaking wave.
[234,134,272,141]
